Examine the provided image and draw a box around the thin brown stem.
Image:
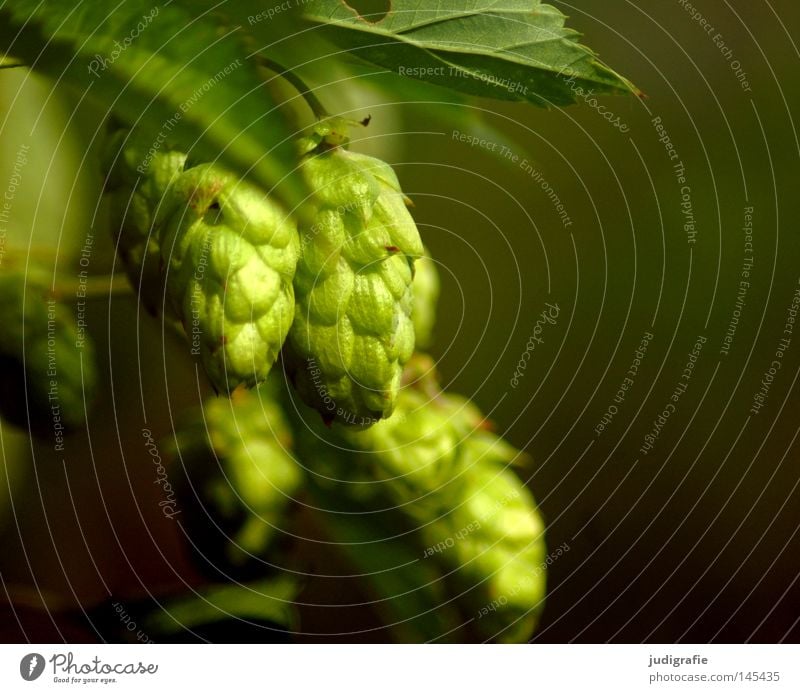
[253,55,329,120]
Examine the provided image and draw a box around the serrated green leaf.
[0,0,308,213]
[342,68,537,165]
[301,0,638,106]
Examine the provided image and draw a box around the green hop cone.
[101,129,299,393]
[285,355,546,641]
[0,271,96,436]
[283,118,423,426]
[411,247,440,350]
[352,369,546,641]
[159,163,298,393]
[420,461,546,643]
[171,381,303,572]
[101,129,187,314]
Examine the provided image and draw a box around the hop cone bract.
[411,247,439,350]
[101,129,187,314]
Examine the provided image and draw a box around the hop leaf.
[284,119,423,426]
[0,271,96,436]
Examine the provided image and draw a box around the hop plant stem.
[254,56,330,120]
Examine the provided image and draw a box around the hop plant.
[170,380,303,571]
[99,120,545,643]
[0,271,96,436]
[283,119,423,427]
[102,131,299,393]
[0,1,644,644]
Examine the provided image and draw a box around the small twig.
[253,55,329,120]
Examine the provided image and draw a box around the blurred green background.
[0,0,798,642]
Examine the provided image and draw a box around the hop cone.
[419,456,546,642]
[101,129,300,393]
[353,374,545,641]
[171,381,303,571]
[283,119,423,426]
[286,355,546,641]
[158,164,299,392]
[0,271,96,436]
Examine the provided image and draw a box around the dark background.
[0,0,798,642]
